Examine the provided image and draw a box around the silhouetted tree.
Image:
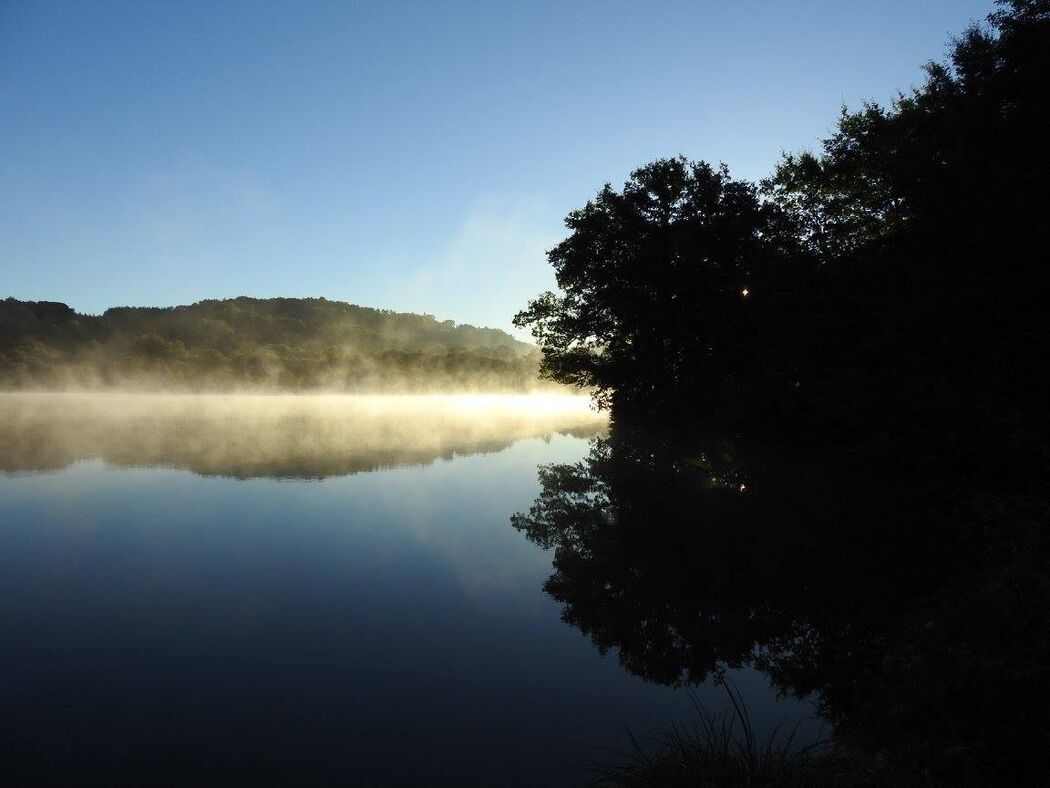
[513,159,796,415]
[512,3,1050,782]
[515,1,1050,493]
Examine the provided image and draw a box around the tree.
[761,0,1050,488]
[516,1,1050,491]
[514,159,786,414]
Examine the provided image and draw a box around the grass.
[583,682,879,788]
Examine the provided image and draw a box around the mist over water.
[0,392,818,786]
[0,392,606,478]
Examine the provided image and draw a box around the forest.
[0,296,547,391]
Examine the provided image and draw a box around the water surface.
[0,393,814,786]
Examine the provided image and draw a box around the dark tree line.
[515,0,1050,496]
[0,296,550,391]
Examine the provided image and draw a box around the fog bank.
[0,392,606,479]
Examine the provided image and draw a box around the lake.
[0,393,817,787]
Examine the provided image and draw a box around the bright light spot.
[741,288,750,297]
[739,483,747,492]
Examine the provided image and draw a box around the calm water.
[0,393,815,787]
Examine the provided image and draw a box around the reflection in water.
[0,394,825,787]
[513,426,1050,785]
[0,392,606,478]
[4,400,703,788]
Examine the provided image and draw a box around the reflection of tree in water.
[512,426,1049,784]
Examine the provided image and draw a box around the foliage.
[515,0,1050,495]
[513,160,788,412]
[0,296,551,392]
[587,685,875,788]
[512,4,1050,771]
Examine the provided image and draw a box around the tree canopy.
[515,0,1050,493]
[514,160,785,411]
[0,296,549,392]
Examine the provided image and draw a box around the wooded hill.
[0,296,548,391]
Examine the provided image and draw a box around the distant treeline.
[0,296,550,391]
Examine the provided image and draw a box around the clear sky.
[1,0,992,335]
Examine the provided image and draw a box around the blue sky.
[1,0,992,335]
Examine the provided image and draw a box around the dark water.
[0,394,816,787]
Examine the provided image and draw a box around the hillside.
[0,296,548,391]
